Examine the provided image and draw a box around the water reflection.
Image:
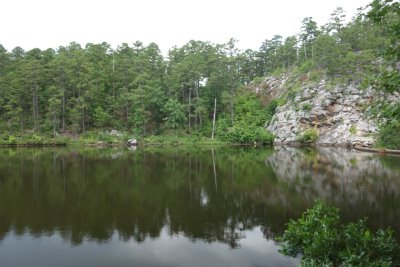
[0,147,278,247]
[0,146,399,265]
[268,147,400,231]
[0,227,298,267]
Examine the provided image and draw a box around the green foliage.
[93,106,112,128]
[279,201,400,266]
[265,99,279,121]
[302,103,312,111]
[142,134,223,145]
[378,120,400,149]
[0,3,395,141]
[7,135,17,143]
[369,103,400,122]
[251,76,265,85]
[279,202,340,263]
[369,103,400,149]
[298,128,319,143]
[97,132,117,144]
[368,0,400,61]
[298,60,315,74]
[216,93,275,144]
[349,125,357,135]
[234,94,268,126]
[0,133,67,146]
[222,124,274,144]
[308,69,324,82]
[378,69,400,93]
[162,98,186,130]
[340,220,399,266]
[367,0,400,93]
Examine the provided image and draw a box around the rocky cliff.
[256,76,400,147]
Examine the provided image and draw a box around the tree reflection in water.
[0,146,399,247]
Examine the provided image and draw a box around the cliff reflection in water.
[267,147,400,230]
[0,146,399,247]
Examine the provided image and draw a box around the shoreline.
[0,142,400,155]
[1,138,400,155]
[353,146,400,155]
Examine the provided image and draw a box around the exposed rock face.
[255,76,288,100]
[264,79,399,147]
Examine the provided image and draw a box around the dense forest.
[0,0,398,144]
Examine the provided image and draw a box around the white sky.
[1,0,371,53]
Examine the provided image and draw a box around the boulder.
[109,129,122,137]
[127,138,138,146]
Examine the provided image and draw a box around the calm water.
[0,146,399,267]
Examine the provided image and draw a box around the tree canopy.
[0,1,395,138]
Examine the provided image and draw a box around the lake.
[0,146,399,267]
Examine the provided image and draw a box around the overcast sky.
[1,0,371,53]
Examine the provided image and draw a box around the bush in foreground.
[278,201,400,266]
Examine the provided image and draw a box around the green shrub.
[278,201,400,266]
[340,220,399,266]
[349,125,357,135]
[97,132,117,144]
[298,60,315,74]
[287,90,298,101]
[7,135,17,143]
[234,94,269,126]
[142,134,222,145]
[222,125,274,144]
[28,134,43,144]
[378,120,400,149]
[266,99,279,117]
[251,76,265,85]
[276,97,287,107]
[298,128,319,144]
[302,103,312,111]
[93,106,112,128]
[264,99,280,124]
[308,69,324,83]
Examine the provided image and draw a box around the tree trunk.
[199,113,202,126]
[32,83,39,132]
[188,88,192,133]
[230,87,234,126]
[32,93,36,132]
[82,106,85,133]
[53,113,57,137]
[62,89,65,132]
[20,108,23,131]
[212,98,217,139]
[311,44,314,61]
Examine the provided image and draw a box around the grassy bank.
[0,134,68,147]
[0,132,227,147]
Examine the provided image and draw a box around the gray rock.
[109,129,122,137]
[127,138,138,146]
[349,114,360,122]
[322,99,333,107]
[263,76,399,147]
